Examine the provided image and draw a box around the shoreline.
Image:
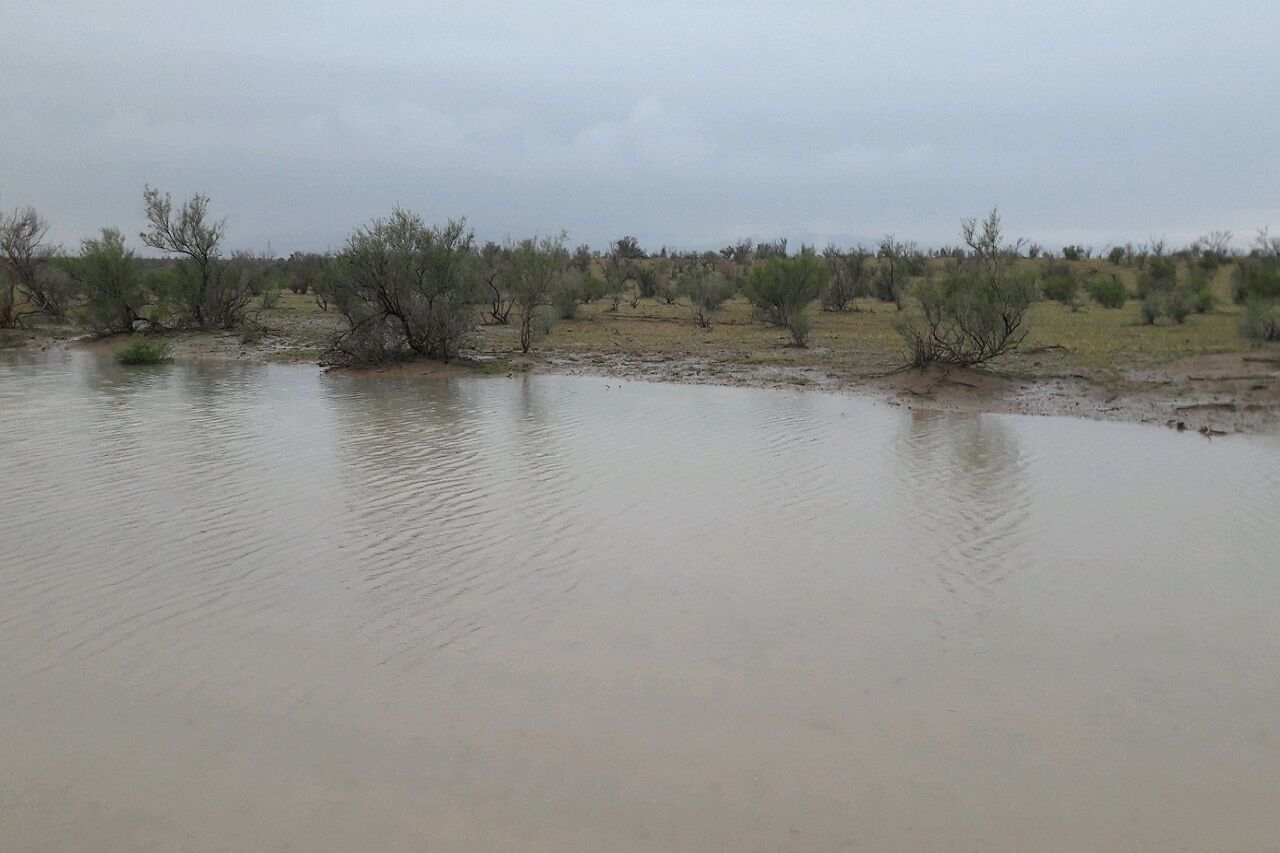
[8,325,1276,436]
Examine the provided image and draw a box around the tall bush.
[323,209,477,365]
[897,210,1034,366]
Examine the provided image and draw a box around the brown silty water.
[2,351,1278,851]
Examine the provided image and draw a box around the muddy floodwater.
[2,351,1279,852]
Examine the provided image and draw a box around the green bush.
[634,266,658,299]
[1239,300,1280,342]
[322,210,477,365]
[1040,273,1079,309]
[1140,289,1198,325]
[1183,270,1215,313]
[897,211,1034,366]
[553,277,580,319]
[69,227,146,334]
[1137,256,1178,297]
[115,335,172,365]
[1192,288,1216,314]
[903,268,1036,364]
[1233,260,1280,304]
[1087,277,1128,308]
[743,250,827,347]
[1165,290,1193,324]
[1140,294,1162,325]
[579,272,607,303]
[679,270,732,328]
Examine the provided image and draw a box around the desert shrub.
[1040,272,1080,309]
[553,273,581,319]
[259,283,280,310]
[1239,300,1280,342]
[1088,276,1128,308]
[0,204,64,323]
[652,262,677,304]
[785,310,812,347]
[1192,287,1216,314]
[140,186,252,329]
[578,272,607,303]
[507,234,568,353]
[281,251,330,295]
[612,235,645,260]
[478,241,513,324]
[897,210,1034,366]
[601,249,630,311]
[821,245,871,311]
[533,308,556,338]
[1165,289,1193,323]
[37,265,81,322]
[226,252,280,310]
[571,244,593,273]
[1140,289,1195,324]
[754,238,788,260]
[1107,246,1126,265]
[1062,245,1085,261]
[634,266,658,300]
[1137,256,1178,298]
[68,227,145,334]
[322,209,477,366]
[115,334,171,365]
[743,249,827,347]
[679,270,731,328]
[1233,259,1280,304]
[873,236,917,310]
[1140,294,1162,325]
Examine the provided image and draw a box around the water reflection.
[894,409,1031,611]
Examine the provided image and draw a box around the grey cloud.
[2,1,1278,254]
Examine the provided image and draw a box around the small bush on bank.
[897,210,1034,366]
[115,335,171,365]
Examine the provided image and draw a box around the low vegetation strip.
[2,190,1278,430]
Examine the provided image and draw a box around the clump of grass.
[115,335,172,365]
[239,322,267,344]
[472,358,514,375]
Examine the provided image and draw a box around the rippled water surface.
[2,351,1279,851]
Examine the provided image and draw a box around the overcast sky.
[2,1,1277,254]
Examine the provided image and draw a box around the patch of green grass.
[115,335,172,365]
[470,358,518,375]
